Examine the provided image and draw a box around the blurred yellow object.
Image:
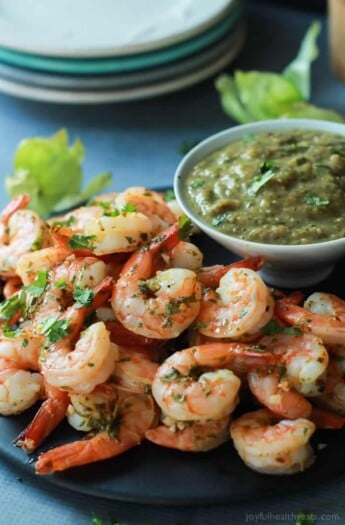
[328,0,345,82]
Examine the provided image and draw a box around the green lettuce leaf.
[283,21,321,100]
[215,21,344,124]
[5,129,112,216]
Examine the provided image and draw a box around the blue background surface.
[0,1,345,524]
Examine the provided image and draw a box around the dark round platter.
[0,232,344,505]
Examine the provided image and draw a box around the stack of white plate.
[0,0,246,104]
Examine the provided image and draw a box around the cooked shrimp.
[36,386,157,474]
[276,292,345,345]
[115,187,176,233]
[196,267,274,339]
[0,333,42,371]
[197,257,263,289]
[112,222,202,339]
[0,194,29,243]
[169,241,203,272]
[113,346,160,394]
[0,207,49,277]
[313,359,345,416]
[146,415,230,452]
[41,322,117,394]
[230,408,315,475]
[3,277,22,299]
[248,368,312,419]
[67,383,119,432]
[0,359,43,416]
[84,213,156,255]
[259,333,329,397]
[152,343,278,422]
[15,381,69,452]
[16,246,73,284]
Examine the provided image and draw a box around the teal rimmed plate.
[0,3,243,75]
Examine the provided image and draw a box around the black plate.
[0,233,345,505]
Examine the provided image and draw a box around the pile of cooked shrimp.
[0,187,344,477]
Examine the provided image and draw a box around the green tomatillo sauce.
[183,129,345,244]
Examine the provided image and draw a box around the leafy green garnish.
[52,216,76,228]
[5,129,112,216]
[261,319,303,336]
[0,291,27,321]
[25,269,48,297]
[304,195,329,206]
[68,234,96,250]
[39,317,71,343]
[178,215,193,240]
[215,21,344,124]
[164,189,175,202]
[212,212,230,227]
[73,287,95,309]
[55,278,67,289]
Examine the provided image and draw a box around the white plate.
[0,0,236,57]
[0,24,244,90]
[0,26,246,103]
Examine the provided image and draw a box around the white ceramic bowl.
[174,119,345,288]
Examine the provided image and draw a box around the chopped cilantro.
[52,216,76,228]
[39,317,71,343]
[68,234,96,250]
[25,269,48,297]
[190,180,205,189]
[212,212,230,227]
[261,319,303,336]
[73,287,95,308]
[164,189,175,202]
[178,215,193,240]
[195,321,207,329]
[248,159,278,195]
[122,203,137,213]
[55,278,67,289]
[304,195,329,206]
[0,291,27,321]
[161,367,183,382]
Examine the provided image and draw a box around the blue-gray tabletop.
[1,1,345,524]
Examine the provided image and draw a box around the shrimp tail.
[310,406,345,429]
[105,320,165,349]
[35,432,139,474]
[1,194,30,223]
[15,390,69,452]
[198,257,264,288]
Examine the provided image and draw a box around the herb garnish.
[304,195,329,206]
[0,291,27,321]
[73,286,95,308]
[164,189,175,202]
[212,212,231,227]
[68,234,96,250]
[25,269,48,297]
[39,317,71,343]
[261,319,303,336]
[249,160,278,195]
[178,215,193,240]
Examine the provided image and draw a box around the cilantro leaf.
[261,319,303,336]
[0,291,27,321]
[73,287,95,309]
[178,215,193,240]
[304,195,329,206]
[122,203,136,213]
[164,189,175,202]
[68,234,96,250]
[39,317,71,343]
[25,269,48,297]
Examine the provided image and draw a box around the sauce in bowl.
[183,129,345,244]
